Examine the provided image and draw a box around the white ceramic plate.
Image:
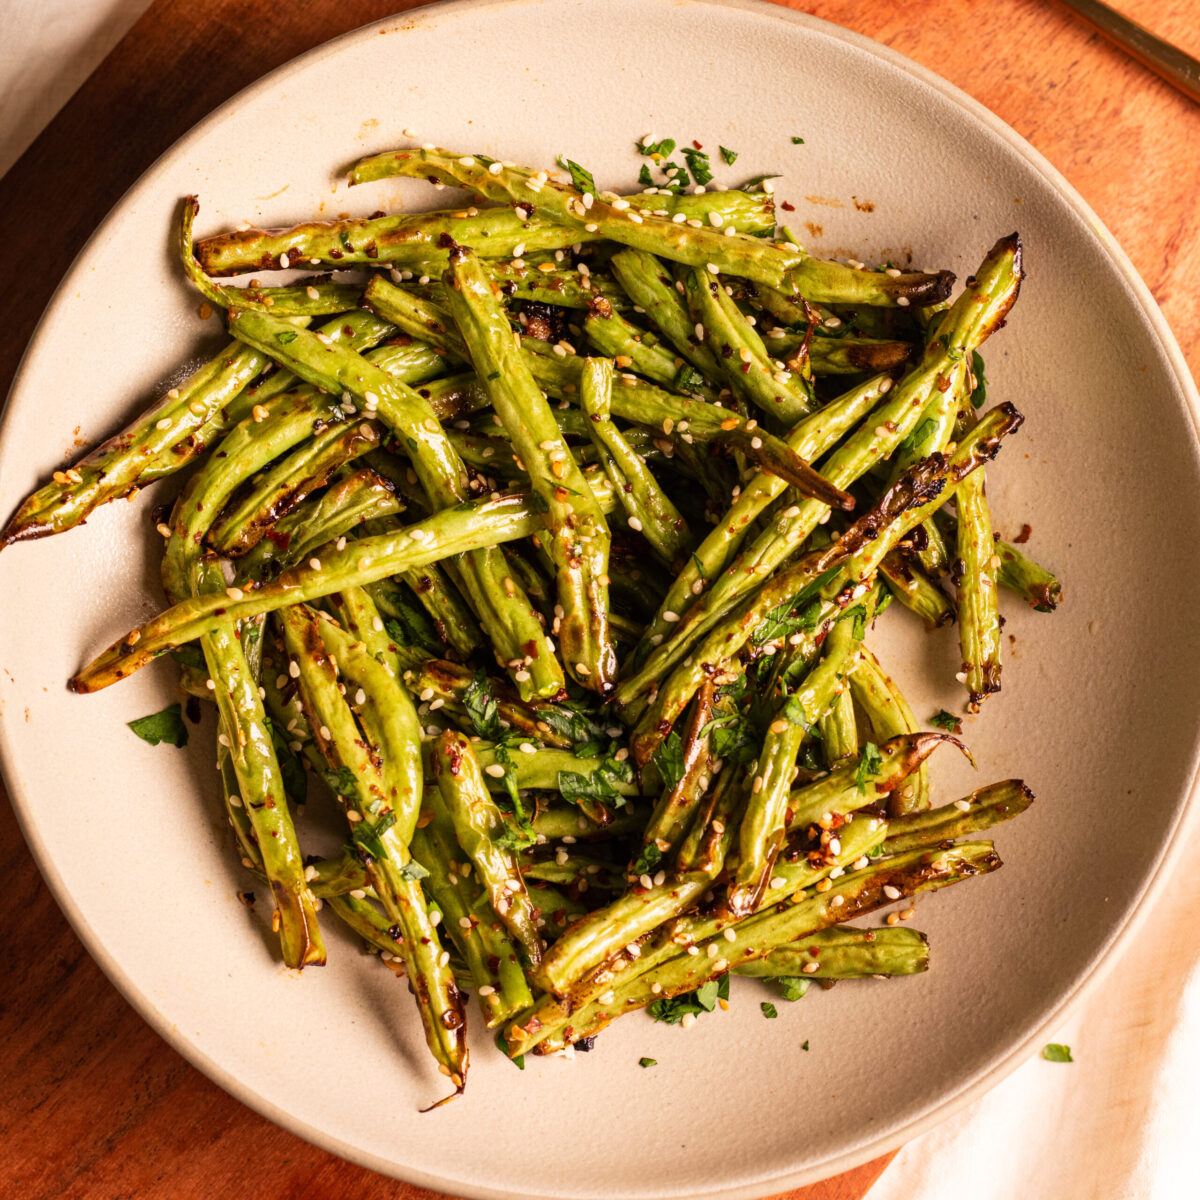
[2,1,1199,1196]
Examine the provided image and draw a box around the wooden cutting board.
[1,1,1196,1197]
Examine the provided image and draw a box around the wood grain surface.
[1,1,1197,1198]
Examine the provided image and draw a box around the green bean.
[278,602,466,1094]
[72,477,621,691]
[443,245,615,691]
[997,534,1062,611]
[954,468,1001,710]
[628,404,1023,761]
[521,842,998,1052]
[409,819,533,1028]
[882,780,1034,853]
[729,586,879,914]
[629,373,894,658]
[429,731,543,965]
[199,186,776,276]
[1,341,268,547]
[614,235,1023,710]
[226,307,562,699]
[583,308,716,400]
[735,925,929,979]
[366,149,954,305]
[608,249,722,377]
[849,647,929,815]
[878,549,954,629]
[580,356,692,569]
[684,266,813,422]
[819,688,859,769]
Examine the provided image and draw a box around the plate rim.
[1,0,1198,1196]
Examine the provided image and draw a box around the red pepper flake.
[780,201,795,212]
[692,140,703,150]
[1013,523,1032,544]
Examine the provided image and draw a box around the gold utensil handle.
[1057,0,1200,104]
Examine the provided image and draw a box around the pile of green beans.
[2,145,1059,1106]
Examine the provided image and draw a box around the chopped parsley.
[127,703,189,748]
[462,668,504,740]
[649,974,729,1023]
[319,766,360,802]
[1042,1043,1073,1063]
[761,1002,778,1019]
[630,841,664,878]
[558,157,597,196]
[930,708,962,734]
[791,135,806,144]
[970,350,988,409]
[496,1030,525,1069]
[855,741,883,793]
[638,1056,657,1068]
[719,145,738,165]
[637,137,677,159]
[767,976,810,1002]
[276,330,298,344]
[649,730,686,790]
[397,858,430,882]
[264,715,307,806]
[681,146,713,186]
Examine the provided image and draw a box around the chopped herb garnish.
[791,136,805,144]
[127,703,189,748]
[1042,1043,1073,1063]
[630,841,664,877]
[320,765,361,802]
[855,741,883,792]
[930,708,963,734]
[496,1030,525,1069]
[970,350,988,409]
[276,331,298,345]
[397,858,430,882]
[682,146,713,186]
[637,137,677,159]
[761,1002,778,1019]
[719,145,738,165]
[638,1056,657,1068]
[767,976,810,1002]
[638,163,654,187]
[802,1039,810,1051]
[264,715,307,806]
[649,730,686,790]
[462,668,504,740]
[559,157,597,196]
[673,363,706,393]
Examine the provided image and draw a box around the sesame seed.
[288,661,300,678]
[706,262,719,274]
[308,557,321,571]
[687,945,700,956]
[279,253,290,269]
[896,296,911,307]
[681,1013,697,1029]
[708,211,724,227]
[883,884,902,900]
[706,942,718,958]
[155,417,172,430]
[750,436,763,449]
[955,670,968,683]
[485,763,506,778]
[954,799,972,812]
[802,961,820,974]
[628,517,643,532]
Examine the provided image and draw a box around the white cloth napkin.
[869,832,1200,1200]
[3,5,1198,1199]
